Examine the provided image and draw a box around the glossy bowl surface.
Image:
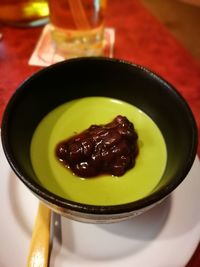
[1,57,198,223]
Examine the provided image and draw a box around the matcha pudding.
[30,97,167,206]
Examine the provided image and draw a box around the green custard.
[30,97,167,205]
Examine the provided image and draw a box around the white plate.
[0,139,200,267]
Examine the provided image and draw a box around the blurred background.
[0,0,199,64]
[141,0,200,63]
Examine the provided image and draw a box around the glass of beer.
[48,0,107,58]
[0,0,49,27]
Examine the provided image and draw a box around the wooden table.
[0,0,199,266]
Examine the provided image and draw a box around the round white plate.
[0,139,200,267]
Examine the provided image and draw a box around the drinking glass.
[0,0,49,27]
[48,0,107,58]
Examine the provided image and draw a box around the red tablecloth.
[0,0,199,265]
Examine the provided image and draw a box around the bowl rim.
[1,57,198,215]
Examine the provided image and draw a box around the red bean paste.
[56,115,138,177]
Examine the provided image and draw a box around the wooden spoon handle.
[26,202,51,267]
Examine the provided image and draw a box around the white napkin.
[29,24,115,67]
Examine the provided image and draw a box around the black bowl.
[1,57,198,223]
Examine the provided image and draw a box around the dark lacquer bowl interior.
[1,57,198,223]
